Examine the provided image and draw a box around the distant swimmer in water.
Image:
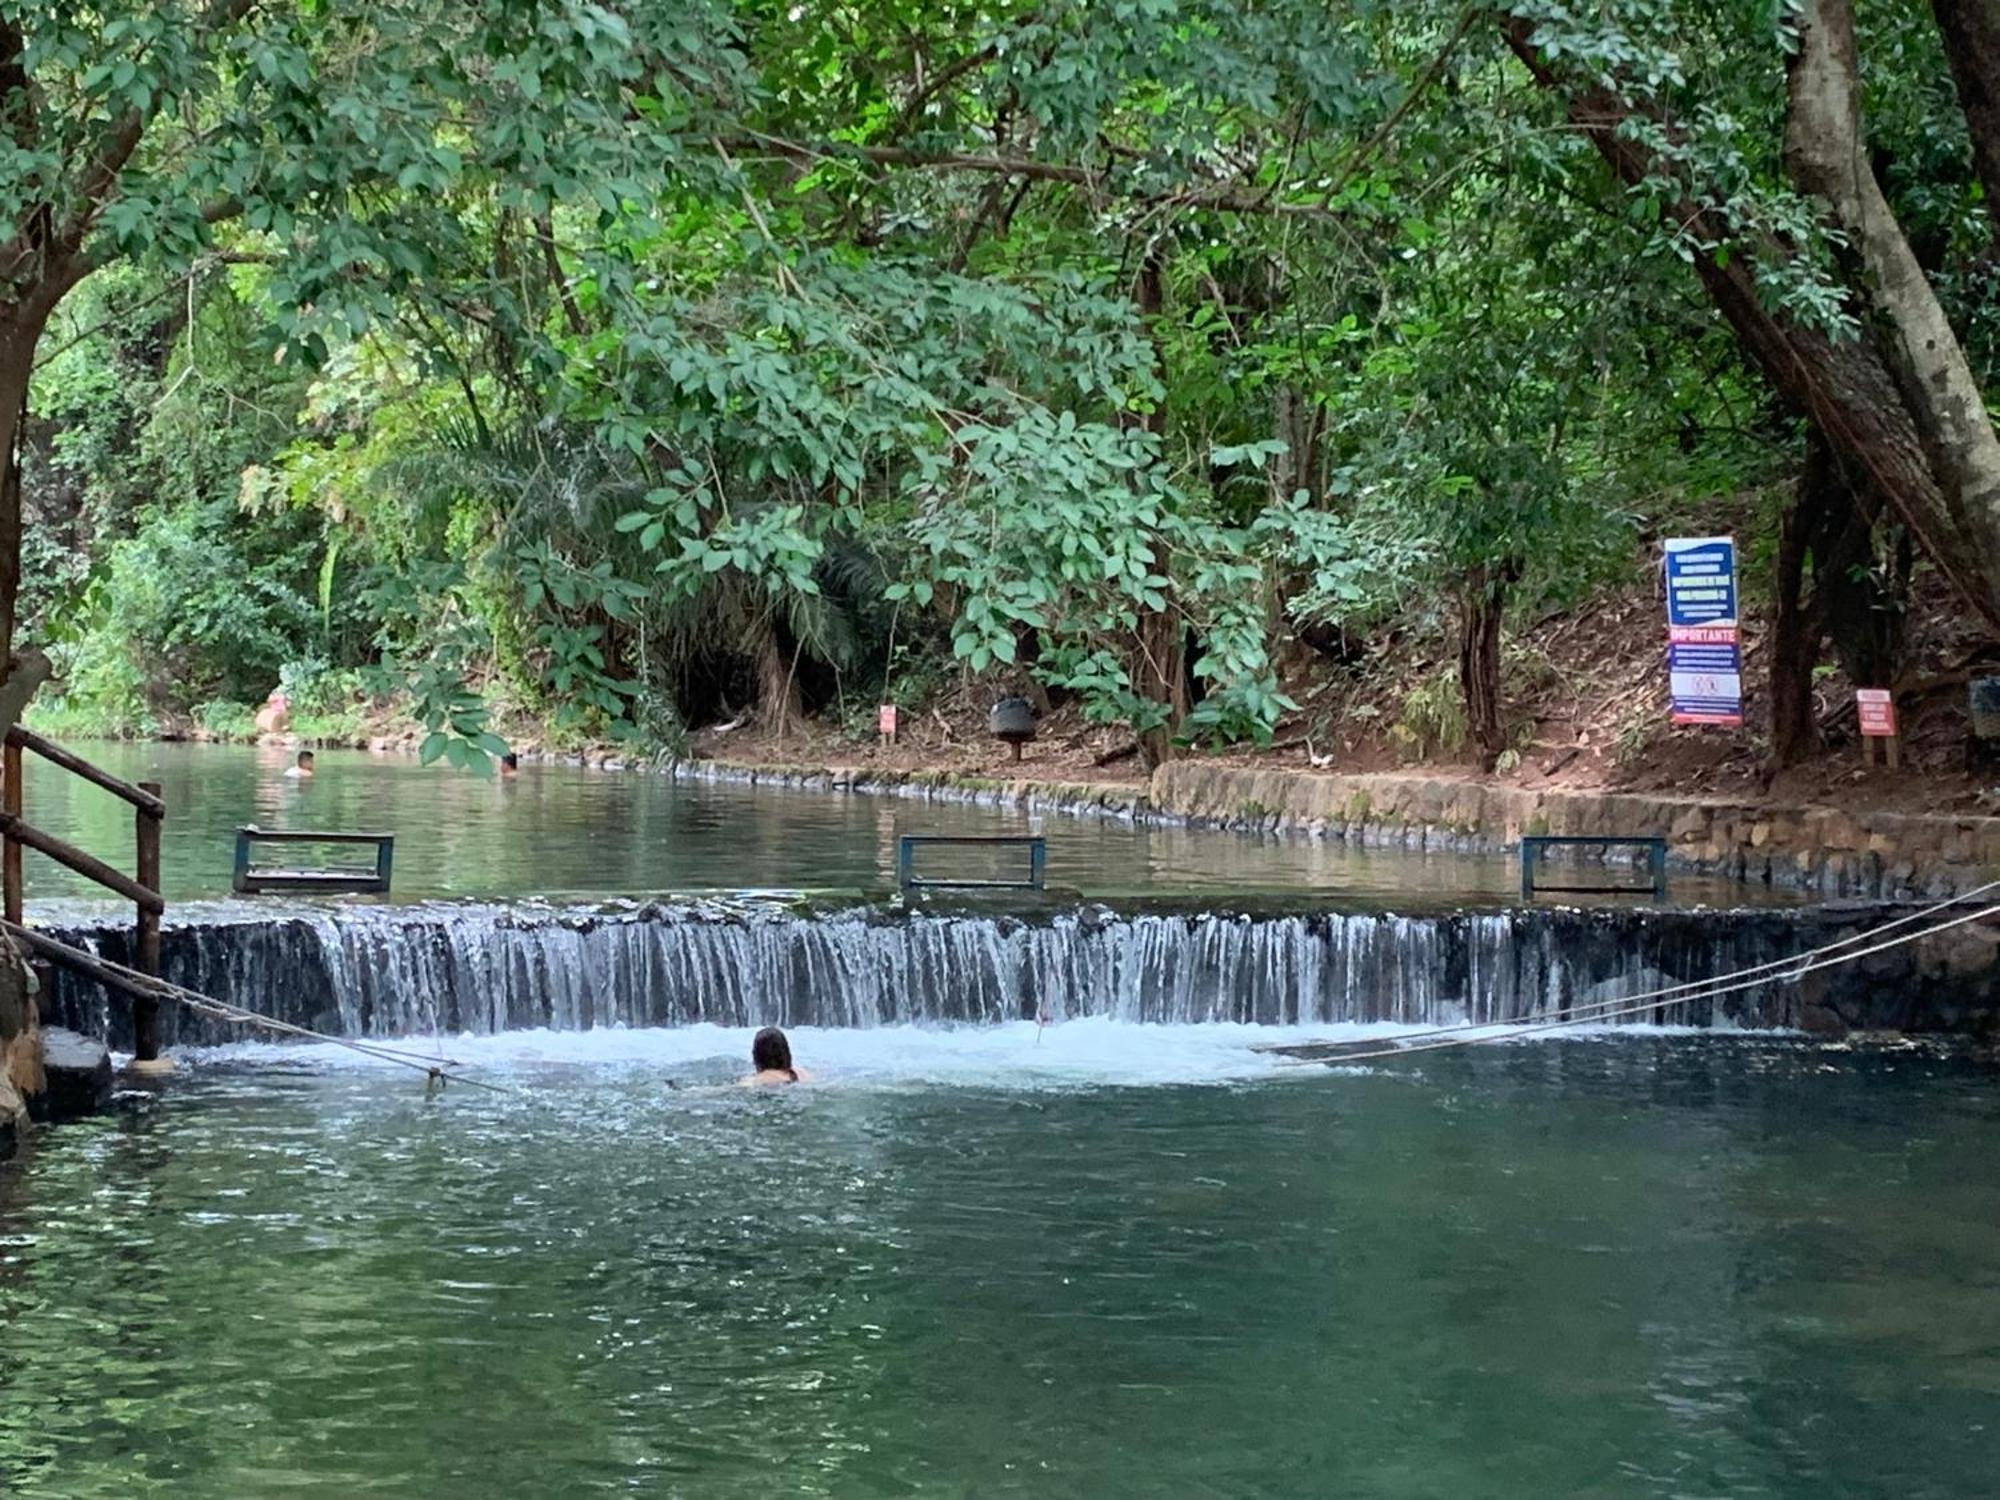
[499,751,519,779]
[283,749,315,779]
[744,1026,808,1085]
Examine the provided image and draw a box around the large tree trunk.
[1502,10,2000,635]
[1785,0,2000,601]
[1769,431,1912,768]
[1458,560,1516,771]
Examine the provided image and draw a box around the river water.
[1,1033,1995,1497]
[11,744,1986,1495]
[16,741,1779,907]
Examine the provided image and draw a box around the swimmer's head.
[296,750,315,772]
[751,1027,795,1079]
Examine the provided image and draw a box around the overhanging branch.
[729,133,1345,219]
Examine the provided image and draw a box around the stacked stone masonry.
[674,758,2000,900]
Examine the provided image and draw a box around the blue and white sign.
[1666,636,1743,725]
[1664,535,1738,628]
[1664,536,1742,726]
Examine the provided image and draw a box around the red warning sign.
[1856,689,1897,738]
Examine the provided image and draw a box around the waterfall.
[32,897,1831,1049]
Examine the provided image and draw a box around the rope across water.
[1270,882,2000,1066]
[0,917,514,1095]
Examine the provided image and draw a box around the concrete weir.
[36,895,2000,1051]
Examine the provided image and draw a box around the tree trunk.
[1457,561,1515,771]
[0,318,35,670]
[1769,430,1913,767]
[752,617,800,739]
[1933,0,2000,248]
[1813,477,1910,692]
[1128,250,1183,768]
[1784,0,2000,606]
[1501,11,2000,635]
[1769,443,1834,768]
[1134,604,1188,770]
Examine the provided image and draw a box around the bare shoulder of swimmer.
[739,1067,812,1086]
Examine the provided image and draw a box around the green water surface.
[18,742,1777,909]
[1,1037,1994,1497]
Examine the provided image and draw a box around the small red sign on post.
[877,704,898,743]
[1856,689,1897,738]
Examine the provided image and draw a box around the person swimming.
[283,749,315,779]
[745,1026,807,1085]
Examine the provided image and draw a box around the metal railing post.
[232,829,252,894]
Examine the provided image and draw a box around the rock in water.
[35,1027,112,1122]
[253,689,292,738]
[0,1075,25,1159]
[988,697,1038,762]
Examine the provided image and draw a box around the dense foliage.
[6,0,1997,769]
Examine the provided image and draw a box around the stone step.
[33,1026,112,1123]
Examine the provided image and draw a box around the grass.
[22,698,155,741]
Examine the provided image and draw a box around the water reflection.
[16,742,1786,909]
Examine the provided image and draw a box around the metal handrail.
[233,826,394,895]
[897,834,1047,893]
[1520,834,1668,900]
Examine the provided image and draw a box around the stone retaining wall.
[670,759,1155,821]
[674,756,2000,899]
[1150,765,2000,899]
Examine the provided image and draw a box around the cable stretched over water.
[0,917,514,1095]
[1263,877,2000,1058]
[1291,897,2000,1067]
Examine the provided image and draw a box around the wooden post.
[133,779,162,1063]
[2,736,19,926]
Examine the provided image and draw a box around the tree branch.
[1320,4,1479,209]
[1786,0,2000,608]
[11,0,260,287]
[1499,9,2000,631]
[730,133,1343,218]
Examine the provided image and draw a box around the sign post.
[1664,536,1742,727]
[1856,688,1899,769]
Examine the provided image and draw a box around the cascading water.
[33,897,1847,1050]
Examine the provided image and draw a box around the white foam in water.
[168,1017,1781,1092]
[174,1019,1436,1090]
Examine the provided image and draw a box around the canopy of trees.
[6,0,1998,770]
